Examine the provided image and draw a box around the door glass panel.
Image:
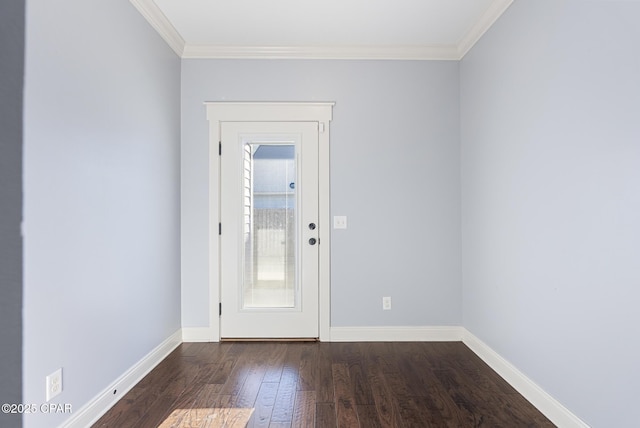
[243,143,297,308]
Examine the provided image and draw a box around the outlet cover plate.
[383,296,392,310]
[46,368,62,401]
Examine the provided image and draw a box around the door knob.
[308,223,316,230]
[309,238,317,245]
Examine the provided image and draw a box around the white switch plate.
[333,216,347,229]
[46,368,62,401]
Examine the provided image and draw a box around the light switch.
[333,216,347,229]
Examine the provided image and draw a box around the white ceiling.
[130,0,513,60]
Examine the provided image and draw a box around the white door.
[220,121,319,339]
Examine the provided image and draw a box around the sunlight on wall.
[158,407,255,427]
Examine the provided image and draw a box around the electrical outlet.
[382,296,392,310]
[46,368,62,401]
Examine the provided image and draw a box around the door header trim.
[205,102,334,123]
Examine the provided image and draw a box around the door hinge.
[219,302,222,316]
[219,222,222,235]
[319,122,325,133]
[219,141,222,156]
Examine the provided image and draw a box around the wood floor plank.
[292,390,316,427]
[231,346,275,409]
[192,342,233,367]
[393,344,435,398]
[172,342,205,358]
[315,403,337,427]
[363,342,398,375]
[207,342,245,385]
[315,343,334,403]
[262,343,288,384]
[269,365,298,424]
[220,345,257,397]
[433,367,490,426]
[332,363,360,428]
[362,347,405,428]
[267,422,291,428]
[131,358,203,428]
[356,404,383,428]
[269,344,303,425]
[396,395,432,428]
[247,382,278,427]
[171,384,224,428]
[297,343,318,392]
[94,342,556,428]
[348,344,375,405]
[197,394,254,428]
[234,366,266,408]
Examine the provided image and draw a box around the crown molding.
[457,0,513,58]
[182,44,460,60]
[132,0,513,60]
[129,0,185,57]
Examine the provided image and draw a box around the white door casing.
[204,102,333,341]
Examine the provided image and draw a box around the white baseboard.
[462,329,590,428]
[330,326,464,342]
[60,329,183,428]
[182,326,219,342]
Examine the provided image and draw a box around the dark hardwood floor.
[93,341,555,427]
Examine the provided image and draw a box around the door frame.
[205,102,334,341]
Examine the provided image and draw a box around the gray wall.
[23,0,181,426]
[0,1,25,427]
[461,1,640,426]
[181,60,462,328]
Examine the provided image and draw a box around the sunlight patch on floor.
[158,407,255,428]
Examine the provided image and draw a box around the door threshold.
[221,337,319,342]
